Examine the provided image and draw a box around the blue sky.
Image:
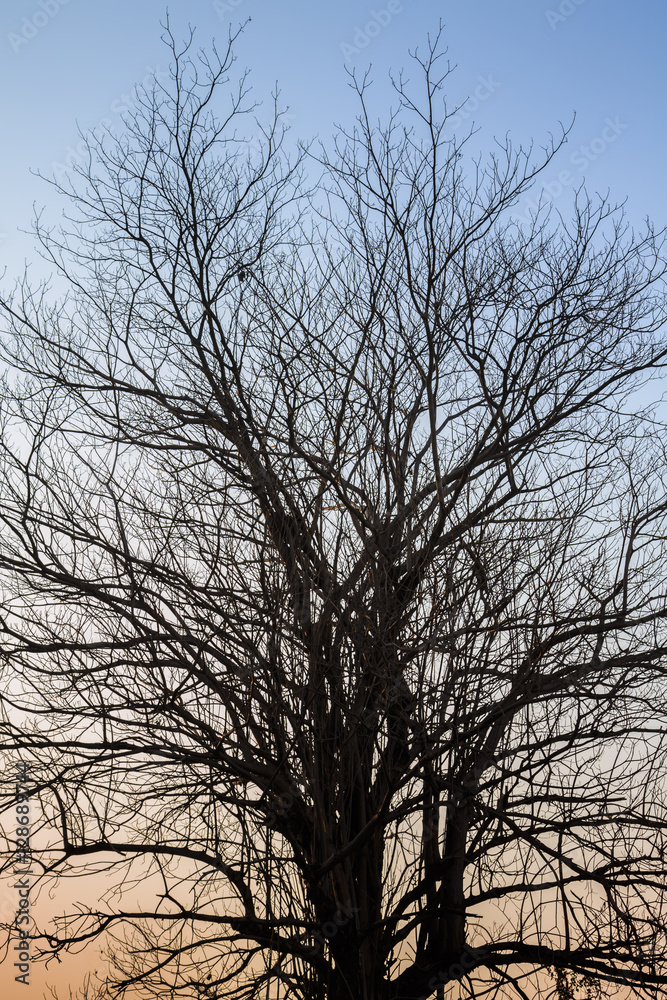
[1,0,666,287]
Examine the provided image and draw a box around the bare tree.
[2,22,667,1000]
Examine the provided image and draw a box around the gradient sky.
[1,0,666,996]
[1,0,667,284]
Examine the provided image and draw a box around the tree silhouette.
[2,22,667,1000]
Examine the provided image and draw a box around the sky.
[1,0,666,996]
[1,0,667,287]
